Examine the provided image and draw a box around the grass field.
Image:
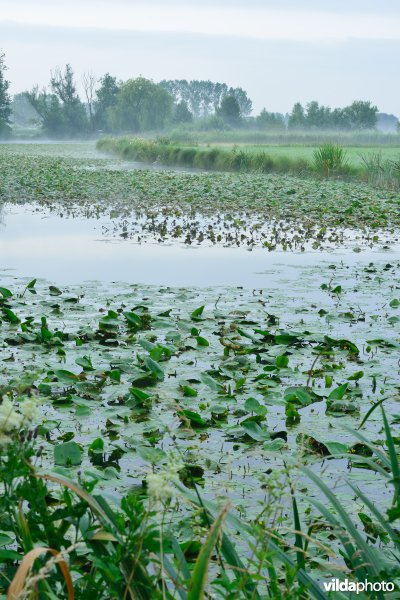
[206,143,400,167]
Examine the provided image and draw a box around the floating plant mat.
[0,259,399,524]
[1,144,400,250]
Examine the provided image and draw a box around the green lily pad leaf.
[244,397,267,417]
[200,373,222,391]
[263,438,286,451]
[49,285,62,296]
[88,438,104,455]
[54,441,83,466]
[144,357,164,381]
[75,355,95,371]
[178,409,208,427]
[275,355,289,368]
[2,308,20,324]
[191,305,205,321]
[284,387,313,407]
[54,369,80,383]
[241,421,270,442]
[124,311,143,328]
[324,441,349,456]
[328,383,348,401]
[137,445,166,464]
[389,298,399,308]
[348,371,364,381]
[180,383,198,397]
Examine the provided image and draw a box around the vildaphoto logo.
[323,579,395,594]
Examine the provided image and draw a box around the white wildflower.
[145,452,184,503]
[146,472,174,503]
[0,395,39,448]
[20,398,39,423]
[0,397,23,432]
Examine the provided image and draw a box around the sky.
[1,0,399,115]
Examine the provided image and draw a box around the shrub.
[313,143,349,176]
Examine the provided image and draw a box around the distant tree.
[160,80,252,118]
[110,77,173,132]
[344,100,378,130]
[25,87,67,136]
[0,51,12,137]
[218,95,241,125]
[12,92,42,128]
[82,71,96,131]
[330,107,351,130]
[93,73,120,131]
[288,99,378,131]
[257,108,285,131]
[229,87,252,117]
[305,101,331,128]
[50,64,88,134]
[288,102,306,130]
[173,100,193,124]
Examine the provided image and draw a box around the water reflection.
[1,204,398,287]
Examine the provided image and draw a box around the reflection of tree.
[0,203,4,229]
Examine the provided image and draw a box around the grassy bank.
[97,137,400,188]
[97,137,329,176]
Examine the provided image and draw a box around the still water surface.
[1,203,398,287]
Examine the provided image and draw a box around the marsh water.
[1,202,399,287]
[1,142,399,522]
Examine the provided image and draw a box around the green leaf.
[328,383,348,401]
[144,357,164,381]
[263,438,285,451]
[88,438,104,455]
[187,506,229,600]
[180,383,198,397]
[2,308,20,324]
[54,441,83,466]
[137,446,166,464]
[0,287,12,299]
[275,355,289,368]
[0,549,22,562]
[0,534,14,546]
[49,285,62,296]
[200,373,222,391]
[75,355,95,371]
[178,410,207,427]
[124,311,143,328]
[241,421,270,442]
[191,305,205,321]
[54,369,80,383]
[244,397,267,417]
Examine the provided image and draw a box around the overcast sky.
[1,0,399,115]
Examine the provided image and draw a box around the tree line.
[0,51,388,138]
